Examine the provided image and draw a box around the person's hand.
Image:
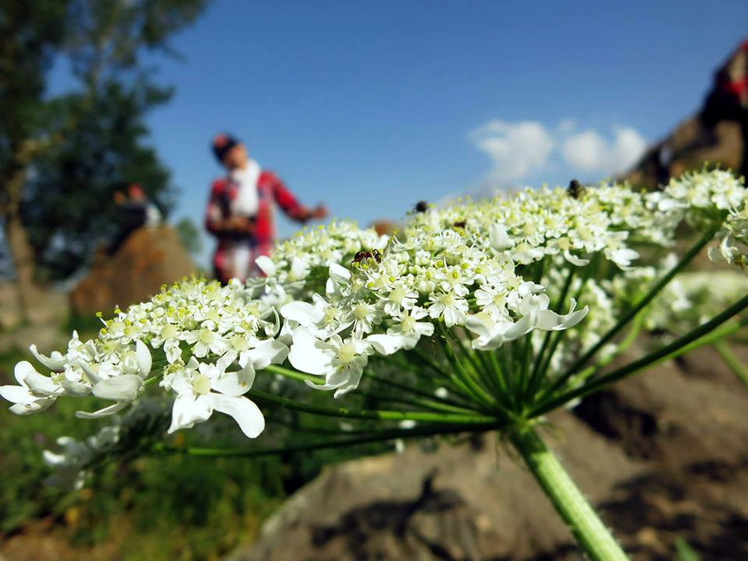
[310,204,329,220]
[224,215,254,234]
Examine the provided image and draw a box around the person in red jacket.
[205,133,328,283]
[695,39,748,179]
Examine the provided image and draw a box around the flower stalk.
[510,424,629,561]
[3,169,747,559]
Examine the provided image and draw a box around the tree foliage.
[175,216,203,260]
[0,0,208,280]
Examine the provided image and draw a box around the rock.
[226,412,645,561]
[69,226,195,316]
[624,119,743,190]
[226,344,748,561]
[622,41,746,189]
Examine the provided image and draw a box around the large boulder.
[624,118,743,190]
[623,40,747,189]
[70,226,196,316]
[226,344,748,561]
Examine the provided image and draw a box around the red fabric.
[724,78,748,97]
[205,170,304,282]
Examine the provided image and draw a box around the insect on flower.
[414,201,429,213]
[567,179,586,200]
[352,249,382,266]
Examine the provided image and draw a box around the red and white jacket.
[205,170,305,283]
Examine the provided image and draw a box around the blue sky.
[52,0,748,266]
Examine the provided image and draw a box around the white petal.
[14,361,37,385]
[209,394,265,438]
[23,369,60,397]
[367,334,404,356]
[563,250,590,267]
[328,263,351,283]
[10,397,55,415]
[503,314,536,341]
[61,378,92,397]
[464,316,492,338]
[77,360,102,385]
[249,339,289,370]
[29,345,66,371]
[213,366,255,397]
[92,375,142,401]
[288,328,332,375]
[255,255,276,276]
[0,385,37,405]
[168,394,212,433]
[135,340,152,377]
[75,401,128,419]
[280,301,324,326]
[305,379,343,391]
[536,300,589,331]
[290,256,309,279]
[489,224,514,251]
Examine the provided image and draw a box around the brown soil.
[224,343,748,561]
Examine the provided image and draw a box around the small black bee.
[414,200,429,213]
[352,249,382,265]
[567,179,586,200]
[453,220,466,229]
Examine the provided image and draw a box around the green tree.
[0,0,70,316]
[175,216,204,261]
[0,0,208,308]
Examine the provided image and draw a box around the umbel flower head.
[4,168,746,561]
[1,169,747,445]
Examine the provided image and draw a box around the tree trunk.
[1,163,41,324]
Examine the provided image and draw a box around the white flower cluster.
[278,224,589,397]
[1,279,288,438]
[2,170,746,445]
[663,169,748,268]
[42,398,169,490]
[647,269,748,334]
[249,219,387,301]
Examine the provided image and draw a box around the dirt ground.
[1,309,746,560]
[226,344,748,561]
[0,282,70,354]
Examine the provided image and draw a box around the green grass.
[0,342,370,560]
[0,346,287,560]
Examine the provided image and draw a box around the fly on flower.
[414,200,429,213]
[352,249,382,269]
[567,179,586,200]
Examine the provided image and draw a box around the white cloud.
[470,120,555,190]
[561,127,647,175]
[470,119,648,193]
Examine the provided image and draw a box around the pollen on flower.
[191,373,212,395]
[197,329,215,345]
[337,342,357,364]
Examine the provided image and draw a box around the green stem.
[153,421,497,458]
[249,388,495,425]
[356,387,478,416]
[265,364,323,385]
[547,226,718,396]
[510,425,629,561]
[526,268,576,401]
[446,329,511,410]
[410,347,478,400]
[435,325,496,408]
[714,341,748,388]
[531,294,748,417]
[365,371,479,412]
[559,311,647,391]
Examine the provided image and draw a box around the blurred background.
[1,1,747,560]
